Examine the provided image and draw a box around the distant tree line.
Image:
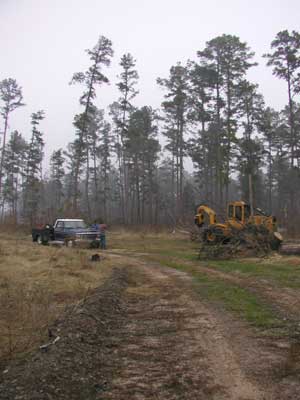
[1,30,300,234]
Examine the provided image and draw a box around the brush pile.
[198,226,280,259]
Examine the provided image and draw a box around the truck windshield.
[64,221,87,229]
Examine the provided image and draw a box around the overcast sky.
[1,0,300,165]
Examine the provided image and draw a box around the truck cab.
[32,219,100,247]
[53,219,88,240]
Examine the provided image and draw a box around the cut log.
[280,244,300,255]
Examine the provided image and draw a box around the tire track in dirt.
[104,260,268,400]
[110,249,300,322]
[108,252,300,399]
[1,255,299,399]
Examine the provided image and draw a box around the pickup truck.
[32,219,101,248]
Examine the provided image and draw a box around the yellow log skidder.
[194,201,283,250]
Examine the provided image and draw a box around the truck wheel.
[41,233,49,245]
[37,235,42,245]
[37,234,49,245]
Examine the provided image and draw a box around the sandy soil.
[1,256,300,399]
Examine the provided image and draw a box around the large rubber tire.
[37,235,42,245]
[202,227,224,245]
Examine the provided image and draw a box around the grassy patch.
[206,259,300,289]
[110,232,298,330]
[155,259,285,330]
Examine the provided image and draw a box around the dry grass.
[0,232,119,363]
[108,228,191,255]
[0,228,190,363]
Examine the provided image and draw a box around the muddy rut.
[0,260,299,399]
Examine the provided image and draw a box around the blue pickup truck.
[32,219,101,248]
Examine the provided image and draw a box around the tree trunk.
[216,61,223,208]
[85,146,91,220]
[287,67,296,236]
[73,48,101,214]
[248,174,254,216]
[92,141,99,216]
[0,113,9,196]
[179,119,184,219]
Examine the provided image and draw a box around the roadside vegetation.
[0,232,113,364]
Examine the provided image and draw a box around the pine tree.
[87,107,104,217]
[125,107,160,223]
[49,149,65,216]
[264,30,300,235]
[111,53,139,223]
[0,79,24,198]
[235,80,265,209]
[70,35,113,214]
[157,63,190,221]
[2,131,27,221]
[23,111,45,225]
[187,60,218,204]
[156,158,177,225]
[198,35,257,203]
[98,120,113,221]
[264,30,300,167]
[258,108,281,212]
[63,139,85,216]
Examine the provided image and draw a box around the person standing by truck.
[91,220,107,249]
[99,223,107,250]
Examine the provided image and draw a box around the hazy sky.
[1,0,300,164]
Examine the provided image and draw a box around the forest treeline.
[1,31,300,234]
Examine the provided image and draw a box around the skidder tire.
[202,227,224,245]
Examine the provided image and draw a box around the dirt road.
[0,256,299,399]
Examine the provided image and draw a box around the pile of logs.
[198,227,277,260]
[280,242,300,255]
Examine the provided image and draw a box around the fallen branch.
[39,336,60,352]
